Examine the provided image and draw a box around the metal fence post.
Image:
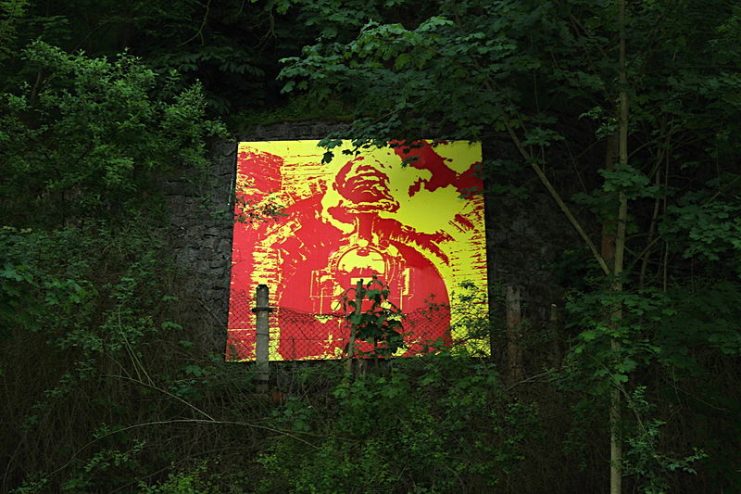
[505,285,523,384]
[252,284,271,392]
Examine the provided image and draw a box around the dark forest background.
[1,1,739,493]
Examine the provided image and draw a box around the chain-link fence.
[226,287,489,362]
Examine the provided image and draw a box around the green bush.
[257,357,540,493]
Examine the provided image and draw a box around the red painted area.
[392,140,483,197]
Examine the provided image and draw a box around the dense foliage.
[0,0,738,493]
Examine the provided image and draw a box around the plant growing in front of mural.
[234,194,287,225]
[343,277,405,359]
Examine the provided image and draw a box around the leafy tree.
[0,41,224,226]
[0,34,225,492]
[0,0,323,115]
[280,0,741,491]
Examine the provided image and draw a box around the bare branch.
[506,124,611,276]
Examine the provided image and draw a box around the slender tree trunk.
[601,133,623,494]
[611,0,629,492]
[549,303,562,367]
[602,134,618,261]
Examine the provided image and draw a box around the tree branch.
[506,123,611,276]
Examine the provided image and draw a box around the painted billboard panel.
[227,140,488,361]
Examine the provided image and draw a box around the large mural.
[227,140,488,361]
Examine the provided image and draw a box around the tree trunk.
[611,0,629,492]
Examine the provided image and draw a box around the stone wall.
[167,124,575,354]
[166,123,349,351]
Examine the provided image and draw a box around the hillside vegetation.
[1,1,739,493]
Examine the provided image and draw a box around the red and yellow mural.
[227,140,488,361]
